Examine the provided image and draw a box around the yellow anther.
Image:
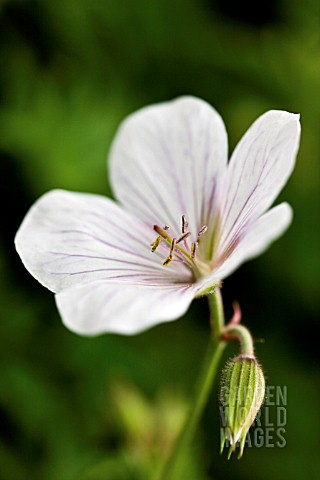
[163,255,173,266]
[163,238,176,266]
[191,242,198,259]
[151,236,161,252]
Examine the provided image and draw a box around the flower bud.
[219,354,265,459]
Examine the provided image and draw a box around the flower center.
[150,215,211,279]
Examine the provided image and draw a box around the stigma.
[150,215,210,278]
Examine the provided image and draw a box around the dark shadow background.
[0,1,319,479]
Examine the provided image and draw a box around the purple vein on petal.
[221,132,264,231]
[74,215,150,253]
[216,200,257,260]
[119,173,178,230]
[158,135,188,217]
[51,229,160,264]
[49,270,186,280]
[45,252,165,270]
[124,135,184,226]
[49,242,184,274]
[62,207,150,242]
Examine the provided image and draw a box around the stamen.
[177,232,191,244]
[151,236,161,252]
[163,238,176,266]
[154,225,171,240]
[163,255,173,266]
[197,225,208,237]
[152,221,195,270]
[182,215,188,234]
[163,238,177,267]
[170,238,177,255]
[191,242,198,259]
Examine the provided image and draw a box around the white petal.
[195,203,292,293]
[216,110,300,253]
[56,281,195,335]
[15,190,192,293]
[109,96,228,249]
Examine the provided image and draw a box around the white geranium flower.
[15,97,300,336]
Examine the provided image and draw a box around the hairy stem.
[157,289,226,480]
[224,324,254,357]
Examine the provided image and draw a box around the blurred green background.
[0,0,319,479]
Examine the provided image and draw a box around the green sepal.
[219,354,265,459]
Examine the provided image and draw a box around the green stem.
[224,324,254,357]
[208,287,224,336]
[157,289,226,480]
